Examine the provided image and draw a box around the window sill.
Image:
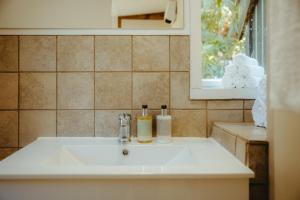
[190,79,257,100]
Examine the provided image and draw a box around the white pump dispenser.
[156,105,172,143]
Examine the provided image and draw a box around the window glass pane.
[244,0,266,68]
[254,0,266,68]
[201,0,246,79]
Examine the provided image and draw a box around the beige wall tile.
[19,36,56,71]
[207,110,244,136]
[211,126,222,144]
[0,111,18,147]
[244,110,254,122]
[58,73,94,109]
[207,100,244,110]
[221,132,237,155]
[235,137,247,164]
[57,110,94,137]
[244,100,255,109]
[95,36,132,71]
[0,34,263,142]
[131,109,160,137]
[133,36,169,71]
[133,72,169,109]
[95,72,131,109]
[171,72,206,109]
[0,36,18,72]
[170,36,189,71]
[0,73,18,109]
[171,110,206,137]
[0,148,18,161]
[57,36,94,71]
[19,110,56,147]
[20,73,56,109]
[95,110,131,137]
[211,126,236,154]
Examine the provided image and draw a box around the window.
[245,0,266,68]
[201,0,265,80]
[190,0,266,99]
[201,0,246,79]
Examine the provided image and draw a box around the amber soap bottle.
[137,105,152,143]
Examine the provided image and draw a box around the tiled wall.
[0,35,254,159]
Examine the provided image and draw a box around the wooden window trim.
[118,12,165,28]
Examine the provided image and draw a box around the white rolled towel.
[256,75,267,102]
[237,65,249,78]
[222,75,235,88]
[222,54,264,89]
[252,76,267,127]
[223,63,239,88]
[223,62,249,88]
[224,62,238,74]
[223,74,247,88]
[233,76,247,88]
[252,97,267,127]
[233,53,259,66]
[245,76,262,88]
[237,64,264,77]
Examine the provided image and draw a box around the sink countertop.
[214,122,267,142]
[0,137,254,180]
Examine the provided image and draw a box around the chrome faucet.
[118,113,131,144]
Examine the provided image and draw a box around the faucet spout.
[118,113,131,144]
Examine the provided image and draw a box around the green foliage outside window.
[201,0,246,79]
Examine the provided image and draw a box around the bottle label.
[137,119,152,141]
[157,118,171,136]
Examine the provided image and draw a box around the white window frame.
[189,0,257,100]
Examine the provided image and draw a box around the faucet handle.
[119,113,131,126]
[118,113,132,144]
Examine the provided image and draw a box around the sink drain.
[122,149,129,156]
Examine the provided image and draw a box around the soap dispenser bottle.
[156,105,172,143]
[137,105,153,143]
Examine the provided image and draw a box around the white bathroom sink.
[0,138,255,200]
[0,137,254,179]
[48,144,196,166]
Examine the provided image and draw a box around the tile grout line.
[131,35,134,119]
[17,36,20,148]
[56,35,58,137]
[169,36,171,113]
[16,109,58,111]
[14,70,190,73]
[169,36,173,136]
[20,109,99,111]
[93,35,96,137]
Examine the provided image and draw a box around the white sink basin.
[0,137,254,200]
[47,144,196,166]
[0,137,254,179]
